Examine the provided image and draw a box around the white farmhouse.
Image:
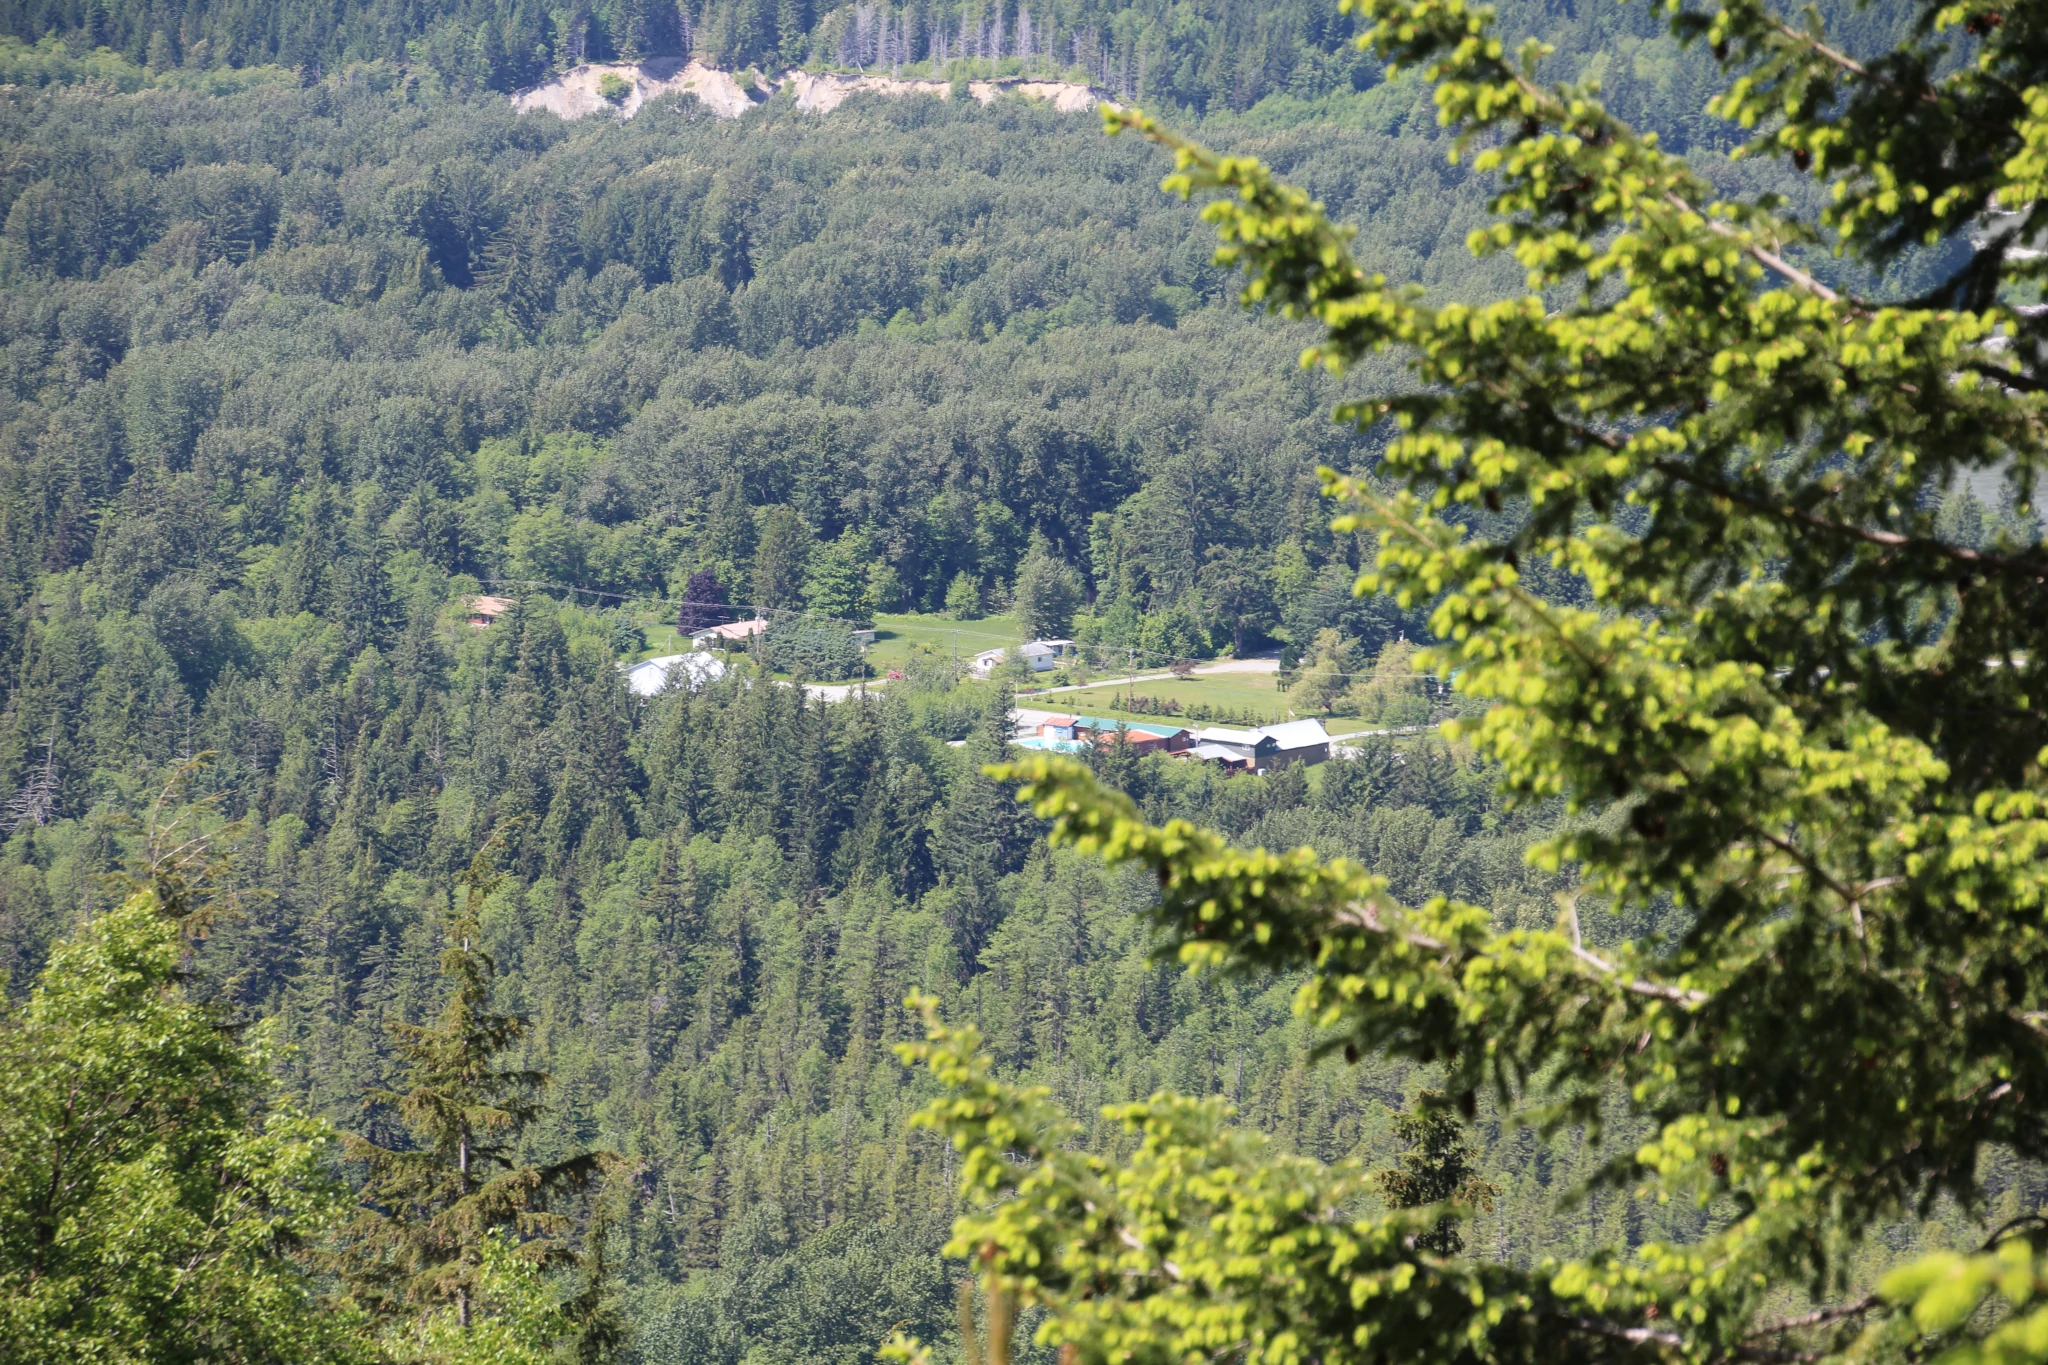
[969,639,1078,677]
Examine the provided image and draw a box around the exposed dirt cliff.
[511,59,1113,121]
[511,57,762,119]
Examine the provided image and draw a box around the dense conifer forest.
[0,0,1916,127]
[0,0,2029,1358]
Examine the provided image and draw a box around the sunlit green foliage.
[0,887,361,1363]
[0,0,2027,1356]
[884,0,2048,1361]
[380,1229,575,1365]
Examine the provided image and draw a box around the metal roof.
[1188,743,1250,762]
[1072,716,1185,738]
[1195,727,1259,746]
[624,653,727,696]
[1252,718,1332,750]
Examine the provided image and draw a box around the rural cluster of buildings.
[618,617,885,697]
[481,600,1334,770]
[968,640,1335,769]
[1015,713,1331,772]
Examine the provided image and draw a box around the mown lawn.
[864,611,1026,674]
[631,613,693,661]
[1022,675,1290,727]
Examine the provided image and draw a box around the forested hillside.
[0,0,1915,127]
[0,67,1536,1356]
[0,2,2022,1358]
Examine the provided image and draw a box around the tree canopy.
[0,883,359,1363]
[4,0,2035,1357]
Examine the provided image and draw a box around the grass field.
[863,611,1026,674]
[632,613,693,661]
[1022,675,1290,727]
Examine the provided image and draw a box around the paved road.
[783,682,1439,752]
[1186,657,1281,675]
[1329,724,1438,752]
[799,681,870,702]
[1008,709,1440,747]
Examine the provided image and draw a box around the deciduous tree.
[0,886,358,1363]
[677,568,731,633]
[1012,537,1083,641]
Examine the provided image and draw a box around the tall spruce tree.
[338,830,606,1333]
[932,684,1035,961]
[895,2,2048,1364]
[1372,1095,1498,1257]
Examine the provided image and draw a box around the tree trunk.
[458,1132,470,1330]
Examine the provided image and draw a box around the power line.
[477,579,864,632]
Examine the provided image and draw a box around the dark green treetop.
[337,830,607,1331]
[893,0,2048,1362]
[1374,1096,1499,1257]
